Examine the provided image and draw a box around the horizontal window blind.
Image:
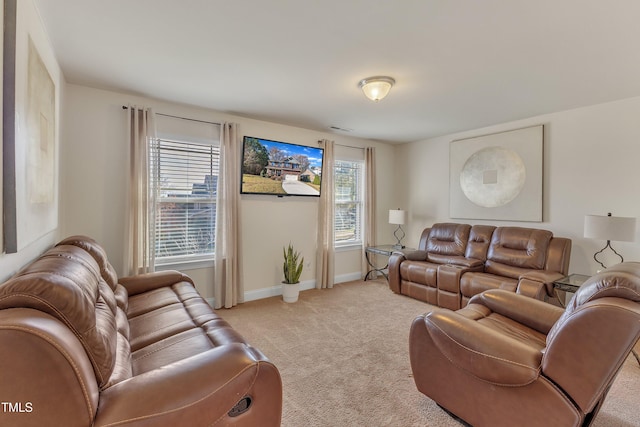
[153,138,220,260]
[334,160,363,243]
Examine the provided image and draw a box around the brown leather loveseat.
[409,262,640,426]
[389,223,571,309]
[0,236,282,427]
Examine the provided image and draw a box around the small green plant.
[283,243,304,284]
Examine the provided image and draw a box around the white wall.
[396,96,640,275]
[61,84,396,300]
[0,0,63,282]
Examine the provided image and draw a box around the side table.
[552,273,591,306]
[553,273,640,366]
[364,245,414,281]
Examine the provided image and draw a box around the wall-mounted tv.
[241,136,324,197]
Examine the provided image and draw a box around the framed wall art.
[449,125,543,222]
[3,0,60,253]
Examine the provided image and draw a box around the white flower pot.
[282,282,300,303]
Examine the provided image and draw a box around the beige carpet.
[216,279,640,427]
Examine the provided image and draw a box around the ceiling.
[35,0,640,143]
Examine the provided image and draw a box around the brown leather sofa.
[0,236,282,427]
[409,262,640,426]
[388,223,571,309]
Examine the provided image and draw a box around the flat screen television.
[241,136,324,197]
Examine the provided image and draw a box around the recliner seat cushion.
[460,273,518,298]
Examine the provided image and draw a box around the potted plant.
[282,243,304,303]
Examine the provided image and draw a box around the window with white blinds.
[153,138,220,263]
[334,159,363,245]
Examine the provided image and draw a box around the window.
[334,159,364,246]
[152,138,219,265]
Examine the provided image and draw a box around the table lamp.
[389,209,407,249]
[584,212,636,269]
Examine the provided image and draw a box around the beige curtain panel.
[362,147,376,277]
[125,105,156,276]
[316,139,335,289]
[214,122,243,308]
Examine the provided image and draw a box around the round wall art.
[459,146,525,208]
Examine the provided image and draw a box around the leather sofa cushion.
[428,254,483,268]
[426,223,471,257]
[465,225,496,260]
[58,235,119,290]
[460,272,518,297]
[487,227,552,273]
[400,261,438,287]
[128,281,248,375]
[0,245,118,388]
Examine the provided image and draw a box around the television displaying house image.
[241,136,324,197]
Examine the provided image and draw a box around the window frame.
[333,158,365,250]
[152,136,220,269]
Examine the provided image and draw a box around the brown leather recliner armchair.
[409,262,640,427]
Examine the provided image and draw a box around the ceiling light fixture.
[358,76,395,102]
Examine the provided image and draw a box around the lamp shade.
[359,76,395,102]
[584,214,636,242]
[389,209,406,225]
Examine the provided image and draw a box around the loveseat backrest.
[425,223,471,264]
[0,245,117,388]
[485,227,552,279]
[465,225,496,261]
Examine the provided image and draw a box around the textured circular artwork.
[459,146,526,208]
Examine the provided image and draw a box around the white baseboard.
[244,278,316,302]
[209,271,365,307]
[335,272,363,283]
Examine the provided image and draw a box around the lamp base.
[593,240,624,270]
[393,225,405,250]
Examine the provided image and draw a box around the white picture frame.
[449,125,543,222]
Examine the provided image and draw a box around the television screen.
[241,136,324,197]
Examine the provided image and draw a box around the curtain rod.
[122,106,363,145]
[122,105,221,126]
[318,140,365,150]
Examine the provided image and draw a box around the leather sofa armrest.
[421,310,542,386]
[0,309,100,427]
[119,270,194,296]
[388,253,407,294]
[468,289,564,334]
[403,250,427,261]
[94,344,282,427]
[518,270,566,297]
